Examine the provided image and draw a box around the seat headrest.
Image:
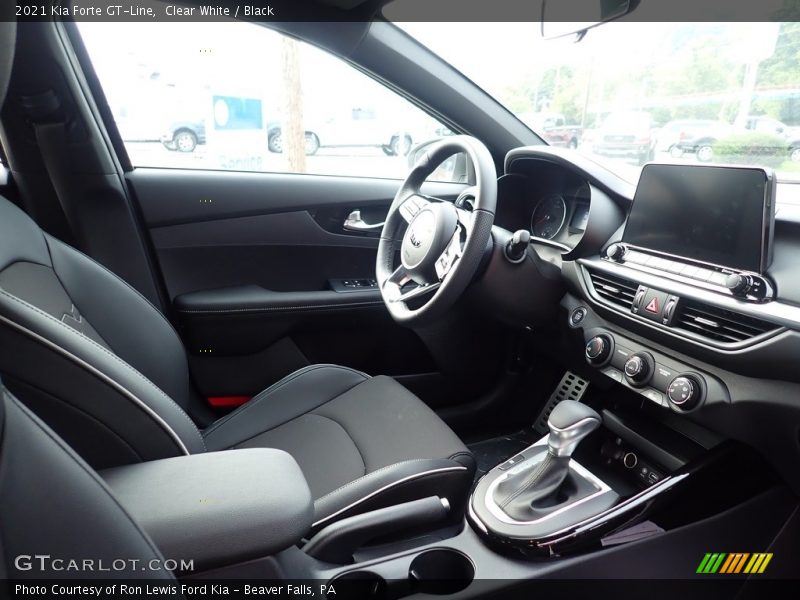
[0,4,16,109]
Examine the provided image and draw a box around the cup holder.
[408,549,475,595]
[327,571,387,600]
[329,550,474,599]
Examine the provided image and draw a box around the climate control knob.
[624,352,653,385]
[585,335,612,365]
[667,375,702,409]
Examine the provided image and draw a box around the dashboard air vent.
[587,270,638,310]
[673,300,778,344]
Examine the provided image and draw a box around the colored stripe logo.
[696,552,773,574]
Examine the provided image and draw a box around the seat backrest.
[0,380,178,582]
[0,196,206,467]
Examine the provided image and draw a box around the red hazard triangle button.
[645,297,660,313]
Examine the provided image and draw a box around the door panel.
[128,168,468,402]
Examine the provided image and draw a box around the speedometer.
[531,194,567,240]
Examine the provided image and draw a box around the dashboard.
[490,146,800,495]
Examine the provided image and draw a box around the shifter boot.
[493,451,571,520]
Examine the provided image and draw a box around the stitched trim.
[313,463,468,529]
[0,314,191,457]
[0,289,205,451]
[178,302,383,315]
[310,413,367,477]
[500,453,560,508]
[6,377,144,463]
[203,364,368,438]
[315,458,450,503]
[447,450,475,464]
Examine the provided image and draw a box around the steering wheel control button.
[624,352,653,386]
[434,230,462,279]
[399,196,427,222]
[667,375,702,409]
[585,335,612,365]
[569,307,587,327]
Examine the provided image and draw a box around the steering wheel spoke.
[398,195,431,224]
[454,205,474,235]
[434,227,464,280]
[382,266,441,304]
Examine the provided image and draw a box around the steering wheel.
[376,136,497,326]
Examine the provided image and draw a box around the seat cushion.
[203,364,475,529]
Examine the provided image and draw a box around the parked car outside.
[267,107,420,157]
[160,119,206,152]
[521,112,582,149]
[745,116,800,162]
[591,111,657,165]
[658,119,734,162]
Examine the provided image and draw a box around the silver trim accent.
[468,501,488,534]
[531,237,572,252]
[537,472,689,547]
[312,465,468,529]
[0,315,191,456]
[548,415,601,457]
[343,209,385,232]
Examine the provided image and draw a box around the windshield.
[396,21,800,184]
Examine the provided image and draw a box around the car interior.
[2,0,800,597]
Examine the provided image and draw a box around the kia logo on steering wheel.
[409,230,422,247]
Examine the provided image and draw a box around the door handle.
[343,209,385,232]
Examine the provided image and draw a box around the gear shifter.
[493,401,601,521]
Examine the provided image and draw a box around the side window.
[77,22,460,182]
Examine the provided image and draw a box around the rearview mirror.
[541,0,635,39]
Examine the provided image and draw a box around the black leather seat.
[0,196,474,527]
[0,379,178,581]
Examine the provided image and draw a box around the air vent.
[587,269,638,310]
[673,300,778,344]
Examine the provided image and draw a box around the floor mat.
[467,432,533,484]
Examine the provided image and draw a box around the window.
[77,22,458,181]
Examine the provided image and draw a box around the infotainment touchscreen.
[622,164,776,273]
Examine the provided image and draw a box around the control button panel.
[583,327,719,411]
[604,245,773,302]
[329,278,378,293]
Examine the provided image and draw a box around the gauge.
[531,194,567,240]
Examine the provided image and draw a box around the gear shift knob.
[547,401,601,458]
